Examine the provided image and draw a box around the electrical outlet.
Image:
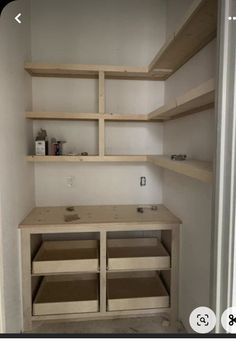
[140,177,146,186]
[66,176,75,188]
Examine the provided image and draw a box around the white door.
[212,0,236,333]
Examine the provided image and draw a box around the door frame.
[211,0,236,333]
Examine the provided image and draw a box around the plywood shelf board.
[24,63,171,80]
[149,79,215,120]
[147,155,213,183]
[148,0,217,76]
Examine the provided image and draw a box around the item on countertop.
[66,206,75,212]
[35,129,48,155]
[64,214,80,222]
[137,205,158,213]
[171,154,187,161]
[81,152,88,156]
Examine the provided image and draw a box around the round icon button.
[221,307,236,333]
[189,306,216,333]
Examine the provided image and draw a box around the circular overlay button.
[221,307,236,333]
[189,306,216,333]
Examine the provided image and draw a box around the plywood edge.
[26,112,101,120]
[26,112,150,122]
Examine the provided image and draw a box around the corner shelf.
[147,155,213,183]
[26,79,214,122]
[148,0,217,77]
[26,155,213,183]
[24,63,171,81]
[149,79,214,121]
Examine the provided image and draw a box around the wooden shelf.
[149,79,215,121]
[149,0,217,77]
[147,155,213,183]
[25,63,171,81]
[32,240,99,275]
[26,112,149,122]
[26,155,213,183]
[33,275,99,316]
[26,79,214,122]
[26,155,147,162]
[107,274,169,311]
[107,238,170,271]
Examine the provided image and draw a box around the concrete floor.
[32,315,185,334]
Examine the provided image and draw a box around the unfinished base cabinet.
[19,204,180,331]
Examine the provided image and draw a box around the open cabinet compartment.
[107,272,169,311]
[107,237,170,271]
[32,240,99,274]
[33,274,99,315]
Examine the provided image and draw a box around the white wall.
[0,0,35,333]
[162,0,215,332]
[30,0,166,207]
[31,0,166,66]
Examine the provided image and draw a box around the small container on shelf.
[35,129,48,156]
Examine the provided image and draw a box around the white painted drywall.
[0,0,35,333]
[162,0,215,332]
[30,0,166,206]
[30,0,166,66]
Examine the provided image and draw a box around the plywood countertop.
[19,204,181,230]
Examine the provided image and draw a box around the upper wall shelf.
[149,79,215,121]
[26,79,214,122]
[26,112,150,122]
[148,0,217,77]
[24,63,171,81]
[24,2,217,82]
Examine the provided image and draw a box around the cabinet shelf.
[32,240,99,275]
[33,276,99,316]
[147,155,213,183]
[107,274,169,311]
[107,238,170,271]
[149,79,214,121]
[148,0,217,77]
